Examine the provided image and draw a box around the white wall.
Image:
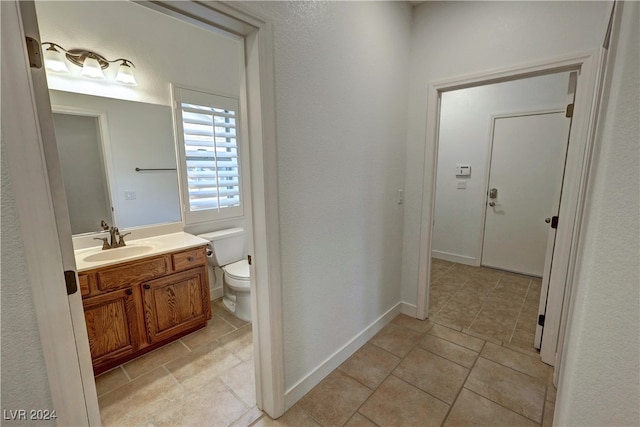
[556,2,640,425]
[244,1,412,394]
[50,90,181,231]
[401,0,612,305]
[34,1,242,106]
[1,141,55,426]
[433,73,569,265]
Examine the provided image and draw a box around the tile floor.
[96,261,555,426]
[429,258,542,351]
[96,299,261,426]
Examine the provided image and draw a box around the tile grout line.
[428,324,485,352]
[462,386,543,425]
[467,273,503,331]
[439,340,488,426]
[218,376,254,411]
[177,338,192,353]
[476,354,549,381]
[343,325,433,427]
[389,372,454,411]
[461,333,547,424]
[508,278,534,344]
[120,364,132,382]
[433,275,470,317]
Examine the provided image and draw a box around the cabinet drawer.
[97,257,168,291]
[172,247,206,271]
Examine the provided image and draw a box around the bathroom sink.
[82,245,154,263]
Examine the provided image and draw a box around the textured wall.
[1,141,55,426]
[401,0,611,304]
[245,1,412,390]
[555,2,640,425]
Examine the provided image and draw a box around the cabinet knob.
[126,289,133,295]
[143,284,151,290]
[188,256,195,262]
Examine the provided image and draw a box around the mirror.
[50,90,182,235]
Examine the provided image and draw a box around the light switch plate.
[456,165,471,176]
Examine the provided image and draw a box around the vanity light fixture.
[42,42,137,85]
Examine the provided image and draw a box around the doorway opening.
[416,50,605,376]
[15,0,284,423]
[37,2,262,424]
[429,71,575,355]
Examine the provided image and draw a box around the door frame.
[416,48,608,368]
[6,0,285,423]
[479,109,565,274]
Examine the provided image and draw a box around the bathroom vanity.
[75,233,211,375]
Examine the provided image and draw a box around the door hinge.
[25,37,43,69]
[538,314,545,327]
[64,270,78,295]
[247,255,252,266]
[551,216,559,229]
[565,103,574,118]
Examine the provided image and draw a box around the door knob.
[545,217,551,223]
[489,201,496,207]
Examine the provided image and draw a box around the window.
[173,87,243,223]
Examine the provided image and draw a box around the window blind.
[179,100,240,213]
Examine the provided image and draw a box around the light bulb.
[81,56,106,79]
[44,46,69,73]
[115,62,137,85]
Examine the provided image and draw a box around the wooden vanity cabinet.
[142,266,210,344]
[83,287,142,368]
[78,245,210,375]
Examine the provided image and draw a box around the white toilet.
[198,228,251,322]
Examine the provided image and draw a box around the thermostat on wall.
[456,164,471,177]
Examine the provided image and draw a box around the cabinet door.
[83,288,141,369]
[142,266,211,344]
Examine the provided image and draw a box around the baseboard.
[400,302,417,317]
[284,302,402,410]
[432,250,478,266]
[210,286,223,301]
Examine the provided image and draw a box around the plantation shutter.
[174,88,242,223]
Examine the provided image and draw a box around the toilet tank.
[198,228,245,266]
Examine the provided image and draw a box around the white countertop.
[75,232,209,272]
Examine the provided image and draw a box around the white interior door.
[481,112,571,277]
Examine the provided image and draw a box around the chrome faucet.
[94,220,131,250]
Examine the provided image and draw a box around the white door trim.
[125,0,286,417]
[416,49,606,368]
[2,1,97,424]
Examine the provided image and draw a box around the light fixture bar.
[41,42,137,85]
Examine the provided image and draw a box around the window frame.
[172,85,244,224]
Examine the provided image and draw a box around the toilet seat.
[223,259,250,290]
[223,259,250,279]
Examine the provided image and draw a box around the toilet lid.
[224,259,250,280]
